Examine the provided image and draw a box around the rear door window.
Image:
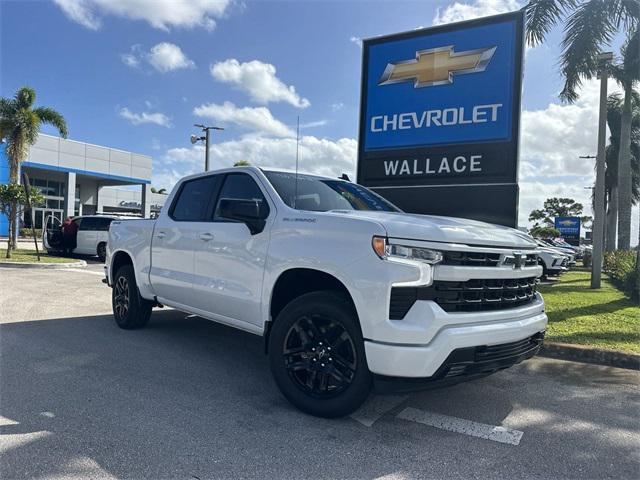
[78,217,96,231]
[94,217,114,231]
[170,175,223,222]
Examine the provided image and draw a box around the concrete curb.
[540,342,640,371]
[0,260,87,269]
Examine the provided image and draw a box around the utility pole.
[191,124,224,172]
[591,52,613,289]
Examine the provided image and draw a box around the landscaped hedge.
[603,250,638,299]
[20,228,42,237]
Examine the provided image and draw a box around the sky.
[1,0,637,234]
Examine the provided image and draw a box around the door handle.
[156,231,166,239]
[199,232,214,241]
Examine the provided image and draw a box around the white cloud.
[433,0,521,25]
[516,79,638,231]
[193,101,294,138]
[299,120,328,129]
[154,135,357,190]
[331,102,345,112]
[54,0,100,30]
[121,43,195,73]
[119,107,171,127]
[210,59,310,108]
[350,36,363,48]
[120,52,139,68]
[54,0,233,31]
[147,43,195,72]
[520,80,607,181]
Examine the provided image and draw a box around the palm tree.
[0,86,67,256]
[525,0,638,101]
[603,92,640,251]
[611,29,639,250]
[525,0,639,254]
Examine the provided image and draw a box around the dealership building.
[0,134,167,237]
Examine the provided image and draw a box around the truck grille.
[442,251,537,267]
[389,277,538,318]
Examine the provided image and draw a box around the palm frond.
[33,107,68,138]
[14,87,36,110]
[525,0,577,46]
[609,0,640,29]
[0,98,17,118]
[621,27,639,82]
[560,0,617,102]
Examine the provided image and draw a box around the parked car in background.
[534,240,571,277]
[105,166,547,417]
[44,214,121,261]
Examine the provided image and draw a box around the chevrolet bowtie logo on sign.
[378,45,497,88]
[558,219,577,226]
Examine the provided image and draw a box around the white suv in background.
[44,214,120,261]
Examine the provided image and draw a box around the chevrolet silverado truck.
[105,166,547,417]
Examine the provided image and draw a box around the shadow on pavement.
[1,310,638,479]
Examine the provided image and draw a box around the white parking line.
[397,407,524,446]
[350,394,409,427]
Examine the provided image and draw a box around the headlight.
[372,236,443,264]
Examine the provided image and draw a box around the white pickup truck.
[105,166,547,417]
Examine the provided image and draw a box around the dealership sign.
[357,11,524,227]
[555,216,581,244]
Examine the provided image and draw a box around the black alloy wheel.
[113,275,130,319]
[112,265,152,329]
[268,291,371,418]
[283,314,357,398]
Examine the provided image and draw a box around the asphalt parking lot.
[1,262,639,479]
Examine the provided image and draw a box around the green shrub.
[20,228,42,238]
[603,250,638,298]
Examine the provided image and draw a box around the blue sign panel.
[357,11,524,227]
[555,217,581,241]
[364,20,518,151]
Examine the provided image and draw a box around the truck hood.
[328,210,537,249]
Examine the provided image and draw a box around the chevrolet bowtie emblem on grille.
[503,252,525,269]
[378,45,497,88]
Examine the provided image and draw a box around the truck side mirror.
[218,198,268,234]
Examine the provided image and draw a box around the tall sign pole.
[591,52,613,289]
[205,128,211,172]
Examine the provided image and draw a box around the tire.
[539,259,548,279]
[112,265,153,330]
[268,291,372,418]
[97,242,107,262]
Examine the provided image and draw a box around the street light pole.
[192,124,224,172]
[591,52,613,289]
[205,127,210,172]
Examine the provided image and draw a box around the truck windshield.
[264,171,401,212]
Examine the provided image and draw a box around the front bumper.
[364,304,547,378]
[373,332,544,392]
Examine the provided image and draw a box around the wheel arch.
[110,249,134,279]
[264,268,360,354]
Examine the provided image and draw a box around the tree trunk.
[605,186,618,251]
[635,206,640,305]
[617,85,633,250]
[5,202,14,258]
[8,154,19,252]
